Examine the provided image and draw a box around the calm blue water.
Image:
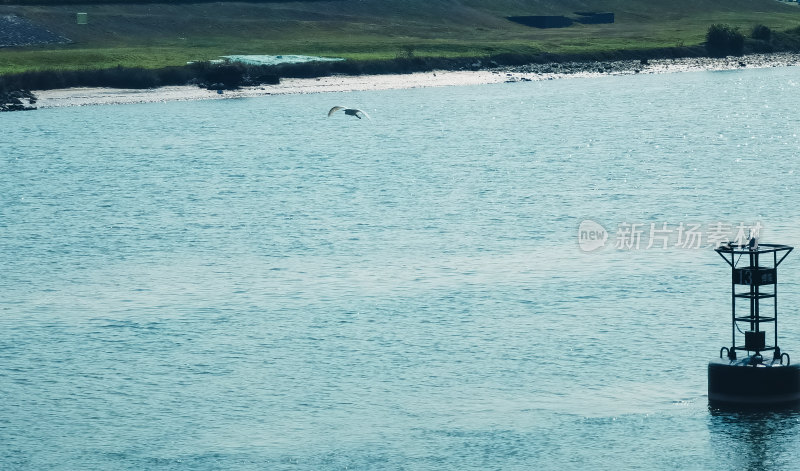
[3,67,800,470]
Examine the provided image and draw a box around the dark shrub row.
[778,26,800,49]
[750,24,800,53]
[0,62,279,92]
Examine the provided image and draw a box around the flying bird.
[328,106,370,120]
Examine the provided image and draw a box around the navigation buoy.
[709,242,800,407]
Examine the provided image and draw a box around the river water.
[3,66,800,469]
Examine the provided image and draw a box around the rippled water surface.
[3,67,800,470]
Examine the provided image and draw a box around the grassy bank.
[4,36,799,94]
[1,0,800,78]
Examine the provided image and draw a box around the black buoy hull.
[708,360,800,406]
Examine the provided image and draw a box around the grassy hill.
[1,0,799,75]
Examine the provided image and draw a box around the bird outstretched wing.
[353,109,370,120]
[328,106,346,117]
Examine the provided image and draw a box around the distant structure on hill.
[508,11,614,29]
[574,12,614,24]
[508,16,573,28]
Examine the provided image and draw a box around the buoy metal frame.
[709,243,800,407]
[715,243,792,361]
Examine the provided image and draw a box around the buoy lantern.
[709,242,800,407]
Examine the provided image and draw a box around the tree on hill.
[706,24,744,57]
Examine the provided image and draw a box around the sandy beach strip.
[32,70,510,108]
[32,52,800,109]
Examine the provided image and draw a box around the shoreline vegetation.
[5,22,800,90]
[3,21,800,110]
[28,52,800,109]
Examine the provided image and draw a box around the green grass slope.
[1,0,799,74]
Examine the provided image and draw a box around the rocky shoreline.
[0,89,36,111]
[16,51,800,110]
[499,52,800,80]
